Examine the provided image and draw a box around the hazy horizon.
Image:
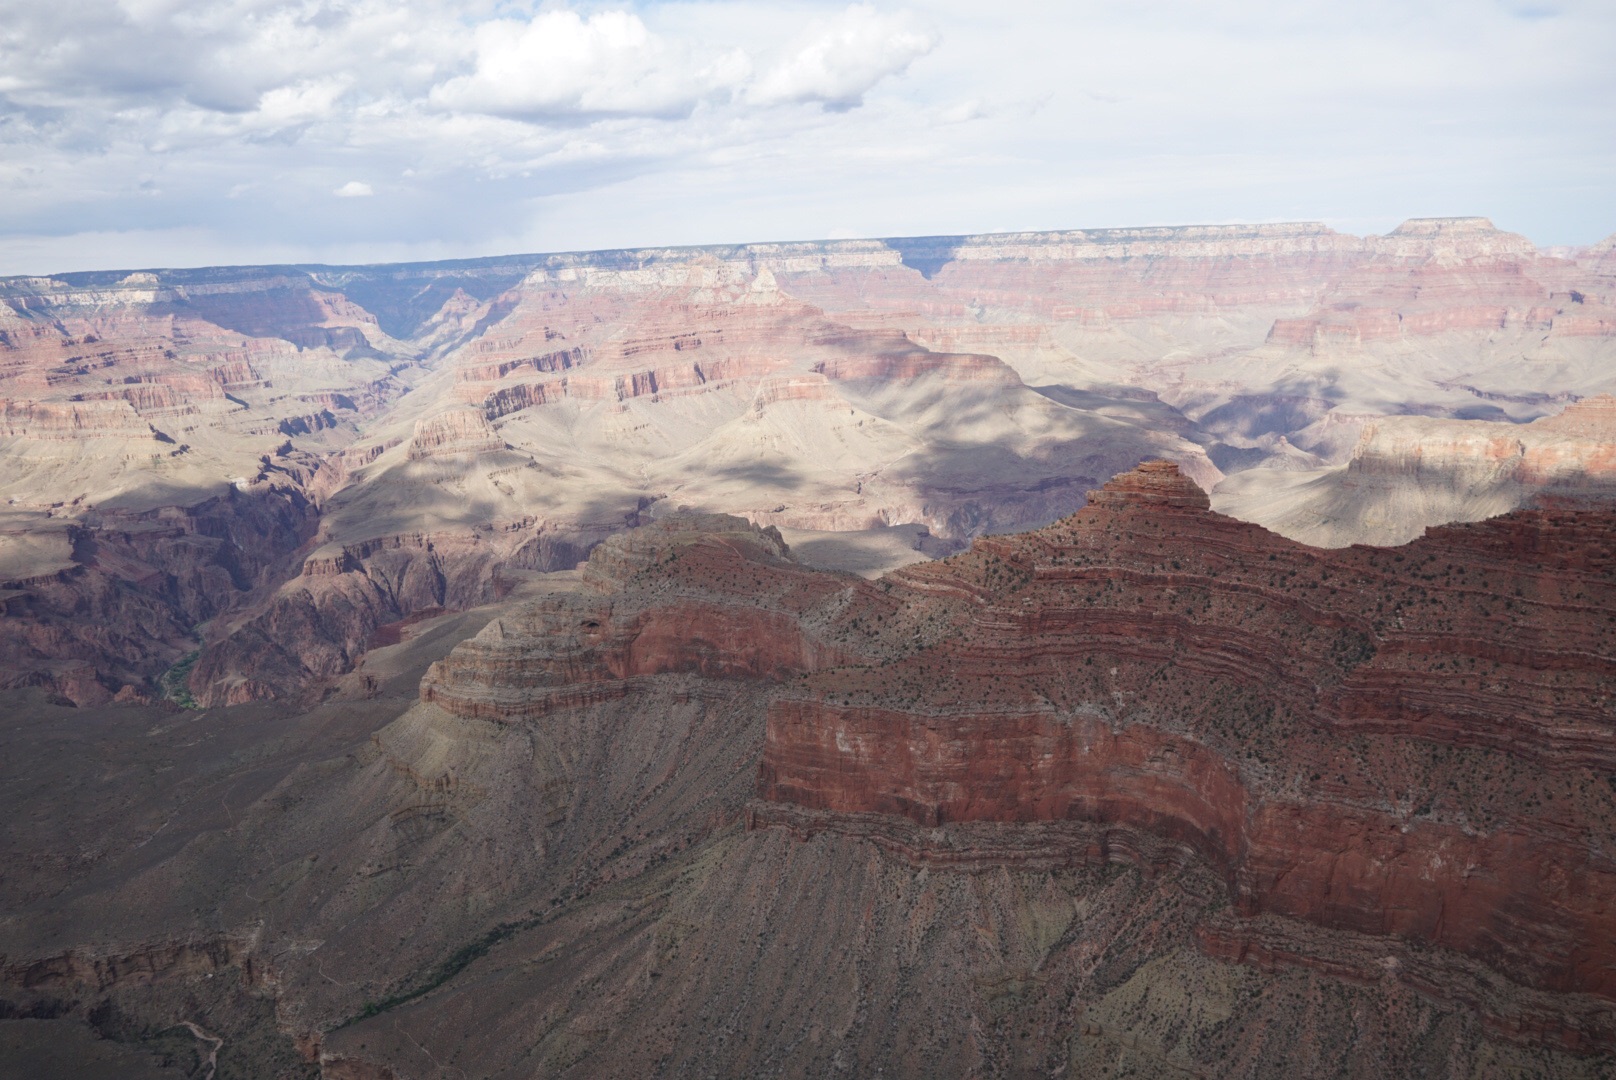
[2,0,1613,276]
[2,213,1604,281]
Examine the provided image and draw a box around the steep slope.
[5,485,1610,1077]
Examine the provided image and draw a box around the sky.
[1,0,1613,274]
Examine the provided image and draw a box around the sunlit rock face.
[3,219,1615,704]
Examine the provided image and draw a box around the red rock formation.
[748,462,1616,1041]
[421,514,865,721]
[393,486,1616,1055]
[395,474,1616,1050]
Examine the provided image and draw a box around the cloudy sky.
[1,0,1612,273]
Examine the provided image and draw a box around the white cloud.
[430,10,751,121]
[334,180,373,197]
[750,5,936,110]
[258,79,351,129]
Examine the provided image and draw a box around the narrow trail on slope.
[179,1020,222,1080]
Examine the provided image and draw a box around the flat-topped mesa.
[578,511,792,593]
[1388,216,1502,236]
[1372,216,1537,260]
[1081,459,1211,512]
[407,408,508,459]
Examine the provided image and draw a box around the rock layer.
[5,218,1616,704]
[396,468,1616,1053]
[750,463,1616,1043]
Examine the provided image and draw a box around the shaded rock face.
[0,481,320,705]
[3,499,1615,1078]
[1210,393,1616,550]
[186,518,617,708]
[742,462,1616,1048]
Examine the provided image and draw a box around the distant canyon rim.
[3,214,1614,710]
[0,216,1614,1078]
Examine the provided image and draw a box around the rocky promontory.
[395,464,1616,1054]
[753,462,1616,1047]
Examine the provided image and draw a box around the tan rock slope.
[1213,394,1616,546]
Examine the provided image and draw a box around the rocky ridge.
[2,490,1614,1076]
[380,468,1616,1059]
[750,463,1616,1048]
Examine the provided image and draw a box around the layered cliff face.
[417,513,859,721]
[5,218,1616,705]
[352,480,1616,1059]
[753,462,1616,1050]
[2,496,1613,1077]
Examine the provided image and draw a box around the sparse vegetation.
[159,650,202,709]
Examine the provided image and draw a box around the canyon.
[2,218,1615,1076]
[2,473,1614,1076]
[3,216,1614,707]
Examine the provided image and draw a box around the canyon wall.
[3,494,1614,1076]
[5,217,1616,705]
[366,472,1616,1055]
[748,462,1616,1049]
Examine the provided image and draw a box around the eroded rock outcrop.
[420,513,865,721]
[398,470,1616,1051]
[407,407,508,459]
[749,462,1616,1047]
